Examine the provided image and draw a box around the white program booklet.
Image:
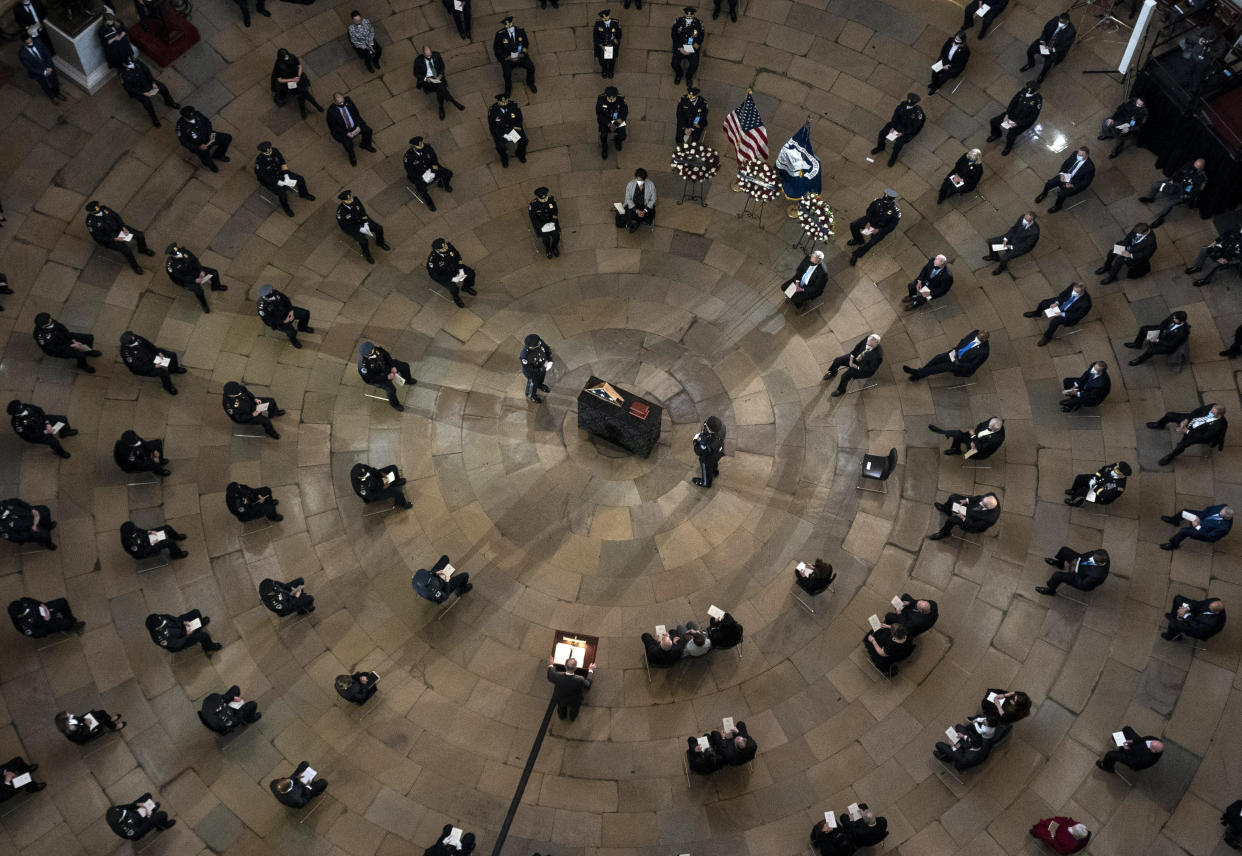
[11,772,32,788]
[886,129,900,142]
[153,354,171,367]
[279,175,297,188]
[382,471,396,485]
[655,624,667,637]
[287,80,298,89]
[783,283,798,298]
[299,765,317,784]
[444,828,463,847]
[228,699,245,709]
[976,4,990,16]
[360,223,374,237]
[1182,510,1197,521]
[722,716,735,733]
[931,60,944,72]
[504,129,522,143]
[256,401,270,413]
[603,46,614,59]
[847,803,862,821]
[540,222,557,233]
[452,268,467,283]
[683,44,695,52]
[119,232,133,242]
[393,373,406,386]
[707,604,725,620]
[868,614,882,632]
[1147,330,1160,342]
[1044,306,1060,317]
[991,243,1007,252]
[1112,244,1127,256]
[986,692,1002,706]
[613,202,626,214]
[950,175,964,187]
[796,561,811,577]
[83,712,99,729]
[51,421,65,434]
[454,0,463,8]
[149,529,166,544]
[185,617,201,631]
[1001,118,1016,130]
[1040,44,1051,55]
[952,503,967,516]
[891,595,904,611]
[1112,731,1126,747]
[1059,173,1072,183]
[946,726,960,744]
[422,169,436,183]
[697,735,710,750]
[824,811,837,828]
[440,562,456,578]
[1086,489,1098,503]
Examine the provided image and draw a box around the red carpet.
[129,13,199,67]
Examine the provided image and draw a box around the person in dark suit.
[1139,158,1207,227]
[488,93,528,168]
[56,710,125,743]
[903,329,989,381]
[594,9,622,78]
[165,242,227,313]
[546,656,593,720]
[883,594,938,638]
[1037,548,1110,596]
[929,31,970,95]
[1064,461,1129,507]
[1222,799,1242,850]
[232,0,269,27]
[1099,96,1147,158]
[271,762,327,808]
[707,612,743,648]
[404,136,454,212]
[1097,725,1163,773]
[686,735,725,774]
[441,0,470,40]
[1060,362,1110,412]
[1186,225,1242,287]
[1021,13,1076,83]
[811,820,857,856]
[842,805,888,847]
[982,211,1039,274]
[929,492,1000,540]
[597,86,628,159]
[642,630,686,666]
[223,381,284,438]
[692,416,726,487]
[675,88,709,145]
[424,824,476,856]
[14,0,52,54]
[426,238,476,307]
[520,334,552,404]
[671,7,705,86]
[1035,147,1095,213]
[1097,222,1156,283]
[415,45,465,120]
[795,558,836,596]
[336,672,379,705]
[934,716,1002,770]
[780,250,827,310]
[1160,504,1233,550]
[120,331,185,394]
[529,187,560,259]
[961,0,1008,37]
[199,686,260,733]
[1162,595,1226,641]
[1225,325,1242,359]
[493,15,536,97]
[8,399,75,458]
[938,148,982,203]
[1148,404,1227,465]
[254,141,314,218]
[928,417,1004,459]
[106,793,174,839]
[713,721,756,765]
[350,462,412,508]
[120,56,179,127]
[980,689,1031,723]
[226,482,282,523]
[85,200,154,275]
[33,313,99,373]
[987,81,1042,156]
[1125,311,1189,365]
[1,497,56,549]
[145,610,221,655]
[358,342,415,411]
[871,93,925,167]
[336,190,389,264]
[902,255,953,310]
[121,521,187,560]
[176,106,232,172]
[256,284,313,348]
[270,49,322,119]
[822,334,882,397]
[846,189,901,265]
[259,578,314,615]
[864,623,913,676]
[326,92,376,166]
[8,597,84,637]
[412,555,472,602]
[18,34,61,102]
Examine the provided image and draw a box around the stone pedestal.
[46,10,112,94]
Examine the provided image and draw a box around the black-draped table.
[576,376,662,458]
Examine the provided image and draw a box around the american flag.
[722,92,769,162]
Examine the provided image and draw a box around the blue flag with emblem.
[775,122,821,200]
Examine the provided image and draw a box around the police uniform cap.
[6,400,22,416]
[605,86,619,97]
[495,92,508,101]
[34,312,50,327]
[599,9,610,17]
[85,200,99,211]
[179,105,194,117]
[359,342,374,357]
[687,87,700,96]
[258,284,274,298]
[337,190,352,200]
[257,141,272,151]
[524,334,542,348]
[883,188,898,198]
[409,136,423,146]
[534,186,549,197]
[501,15,513,25]
[683,6,696,13]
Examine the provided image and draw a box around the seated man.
[822,333,882,397]
[270,762,327,808]
[903,329,989,381]
[9,399,76,458]
[1037,548,1110,597]
[1096,725,1162,774]
[8,596,84,637]
[1023,282,1091,346]
[1162,594,1226,641]
[686,734,725,774]
[226,482,282,523]
[1222,800,1242,851]
[712,721,757,765]
[841,804,888,847]
[335,671,379,705]
[1,497,57,550]
[256,284,313,348]
[113,430,169,477]
[56,709,125,743]
[982,211,1039,275]
[706,611,743,649]
[106,793,175,839]
[33,312,100,373]
[1031,817,1091,854]
[1034,146,1094,213]
[1160,504,1233,550]
[933,716,1000,771]
[795,558,836,596]
[863,622,913,676]
[1125,310,1190,366]
[1148,404,1227,466]
[412,554,471,602]
[222,381,284,439]
[641,629,686,666]
[1095,222,1156,283]
[929,492,1000,540]
[1186,224,1242,287]
[781,250,827,311]
[349,462,412,509]
[120,521,188,560]
[1064,461,1130,507]
[980,689,1032,723]
[1138,157,1207,227]
[928,417,1004,459]
[1060,361,1110,412]
[145,610,222,655]
[901,254,952,310]
[0,756,46,801]
[358,341,416,411]
[883,594,938,638]
[424,823,476,856]
[199,686,260,733]
[259,578,314,616]
[811,819,857,856]
[1098,95,1147,158]
[120,331,185,395]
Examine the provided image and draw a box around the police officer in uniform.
[350,462,413,508]
[257,284,313,347]
[414,45,466,120]
[597,86,628,159]
[692,416,725,488]
[113,430,169,477]
[121,521,188,561]
[222,380,284,438]
[254,141,314,218]
[199,687,260,733]
[1,497,56,550]
[404,136,454,211]
[871,93,925,167]
[145,610,220,654]
[493,16,536,96]
[270,48,323,119]
[176,105,232,172]
[358,342,416,411]
[8,596,82,635]
[7,399,75,458]
[165,242,227,312]
[489,93,528,168]
[520,333,553,403]
[594,9,621,78]
[529,187,560,258]
[226,481,282,522]
[675,87,708,144]
[987,81,1042,157]
[1186,224,1242,286]
[120,55,178,127]
[120,330,186,394]
[846,189,901,266]
[671,7,705,86]
[85,200,154,274]
[260,578,315,615]
[106,795,175,840]
[33,313,100,373]
[426,238,477,307]
[336,190,390,264]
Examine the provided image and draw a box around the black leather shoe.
[1159,542,1176,550]
[1044,558,1061,567]
[1034,192,1047,203]
[1185,265,1202,274]
[1138,196,1153,203]
[1035,586,1056,596]
[1160,515,1179,524]
[943,448,961,456]
[691,478,705,486]
[1192,278,1209,287]
[928,532,947,540]
[1022,310,1040,318]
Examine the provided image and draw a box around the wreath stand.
[678,179,709,207]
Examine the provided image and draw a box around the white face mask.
[636,180,644,186]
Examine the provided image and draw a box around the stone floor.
[1,0,1240,854]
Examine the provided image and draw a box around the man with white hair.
[821,334,883,397]
[782,249,827,310]
[902,254,953,309]
[928,417,1004,459]
[1030,816,1090,853]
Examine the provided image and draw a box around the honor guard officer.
[121,521,188,561]
[692,416,726,488]
[107,794,175,840]
[226,482,282,522]
[257,284,313,347]
[358,342,416,411]
[85,200,154,274]
[350,462,413,508]
[493,16,536,96]
[336,190,390,264]
[987,81,1042,157]
[489,93,528,167]
[270,48,323,119]
[199,686,260,733]
[442,0,471,40]
[255,141,315,217]
[33,313,100,373]
[872,93,925,168]
[415,45,466,120]
[8,399,75,458]
[120,55,178,127]
[529,187,560,258]
[594,9,621,78]
[326,92,376,166]
[521,333,553,403]
[120,331,186,394]
[260,578,315,615]
[597,86,628,159]
[846,189,901,266]
[676,87,708,144]
[1,498,56,550]
[145,610,219,654]
[426,238,477,307]
[404,137,454,211]
[222,380,285,438]
[114,430,169,477]
[176,105,232,172]
[8,596,83,635]
[671,7,705,86]
[165,242,227,312]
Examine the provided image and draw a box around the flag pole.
[729,88,755,193]
[785,116,813,218]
